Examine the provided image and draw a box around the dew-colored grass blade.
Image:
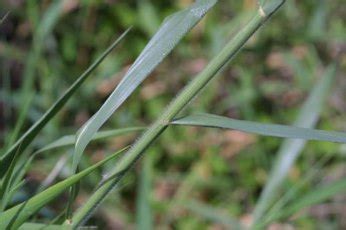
[72,0,218,173]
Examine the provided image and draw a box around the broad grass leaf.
[73,0,218,173]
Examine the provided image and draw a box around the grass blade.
[0,29,130,176]
[73,0,218,173]
[0,144,23,210]
[12,0,63,154]
[171,113,346,143]
[35,127,145,155]
[0,147,128,229]
[251,64,337,224]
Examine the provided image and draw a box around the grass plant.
[1,0,345,229]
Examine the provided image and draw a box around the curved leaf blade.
[35,127,145,155]
[73,0,218,172]
[171,112,346,143]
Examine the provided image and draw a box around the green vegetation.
[0,0,345,229]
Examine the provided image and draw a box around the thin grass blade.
[19,223,72,230]
[0,29,130,176]
[35,127,144,155]
[0,147,128,229]
[171,113,346,143]
[0,143,23,210]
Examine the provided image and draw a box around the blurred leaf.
[252,64,337,224]
[5,94,34,150]
[182,200,243,229]
[0,11,9,25]
[262,154,331,226]
[0,144,22,210]
[35,127,145,154]
[38,155,69,192]
[14,0,63,151]
[136,154,153,230]
[0,29,130,176]
[0,147,128,229]
[308,0,327,40]
[263,178,346,225]
[19,223,72,230]
[138,0,160,36]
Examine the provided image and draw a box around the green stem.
[71,1,285,227]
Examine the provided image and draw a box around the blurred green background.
[1,0,345,229]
